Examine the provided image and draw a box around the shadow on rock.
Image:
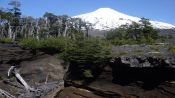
[111,57,175,90]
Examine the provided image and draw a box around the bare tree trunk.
[21,26,24,38]
[30,26,34,38]
[0,17,2,38]
[45,18,48,28]
[12,26,19,41]
[63,23,68,37]
[12,30,16,41]
[0,27,1,38]
[14,71,35,91]
[8,24,12,39]
[8,66,35,92]
[2,26,6,38]
[36,20,40,40]
[29,22,34,38]
[28,26,31,37]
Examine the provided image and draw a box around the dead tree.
[8,66,35,92]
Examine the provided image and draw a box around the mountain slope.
[74,8,175,30]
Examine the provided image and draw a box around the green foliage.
[106,28,125,40]
[8,0,21,26]
[118,51,128,56]
[63,38,112,78]
[67,28,85,40]
[106,21,159,45]
[0,38,13,43]
[0,9,13,20]
[20,37,72,52]
[159,35,167,42]
[83,69,93,78]
[142,26,159,39]
[139,17,151,27]
[41,37,71,52]
[64,38,111,65]
[169,46,175,54]
[19,38,41,49]
[145,37,156,44]
[134,49,143,55]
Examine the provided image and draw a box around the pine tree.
[8,0,21,40]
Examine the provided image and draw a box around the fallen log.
[8,66,35,92]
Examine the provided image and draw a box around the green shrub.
[19,37,72,54]
[105,22,159,45]
[64,38,112,79]
[145,37,155,44]
[169,46,175,54]
[41,37,71,52]
[0,38,13,43]
[83,69,93,78]
[64,38,111,65]
[118,51,128,56]
[19,38,41,49]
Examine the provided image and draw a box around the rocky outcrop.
[0,43,36,64]
[0,43,37,80]
[111,56,175,68]
[111,57,175,89]
[61,65,175,98]
[57,44,175,98]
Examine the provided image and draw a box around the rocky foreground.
[57,44,175,98]
[59,66,175,98]
[0,43,175,98]
[0,43,66,98]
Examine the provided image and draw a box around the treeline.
[0,0,161,45]
[0,0,92,41]
[105,18,160,45]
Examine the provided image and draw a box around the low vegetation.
[64,38,111,65]
[20,38,41,49]
[20,37,72,52]
[169,46,175,54]
[0,38,13,43]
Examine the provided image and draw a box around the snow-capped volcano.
[74,8,175,30]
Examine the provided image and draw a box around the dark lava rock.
[0,43,37,79]
[61,65,175,98]
[111,56,175,68]
[112,45,175,67]
[58,44,175,98]
[0,43,36,64]
[111,62,175,89]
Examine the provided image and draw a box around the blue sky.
[0,0,175,25]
